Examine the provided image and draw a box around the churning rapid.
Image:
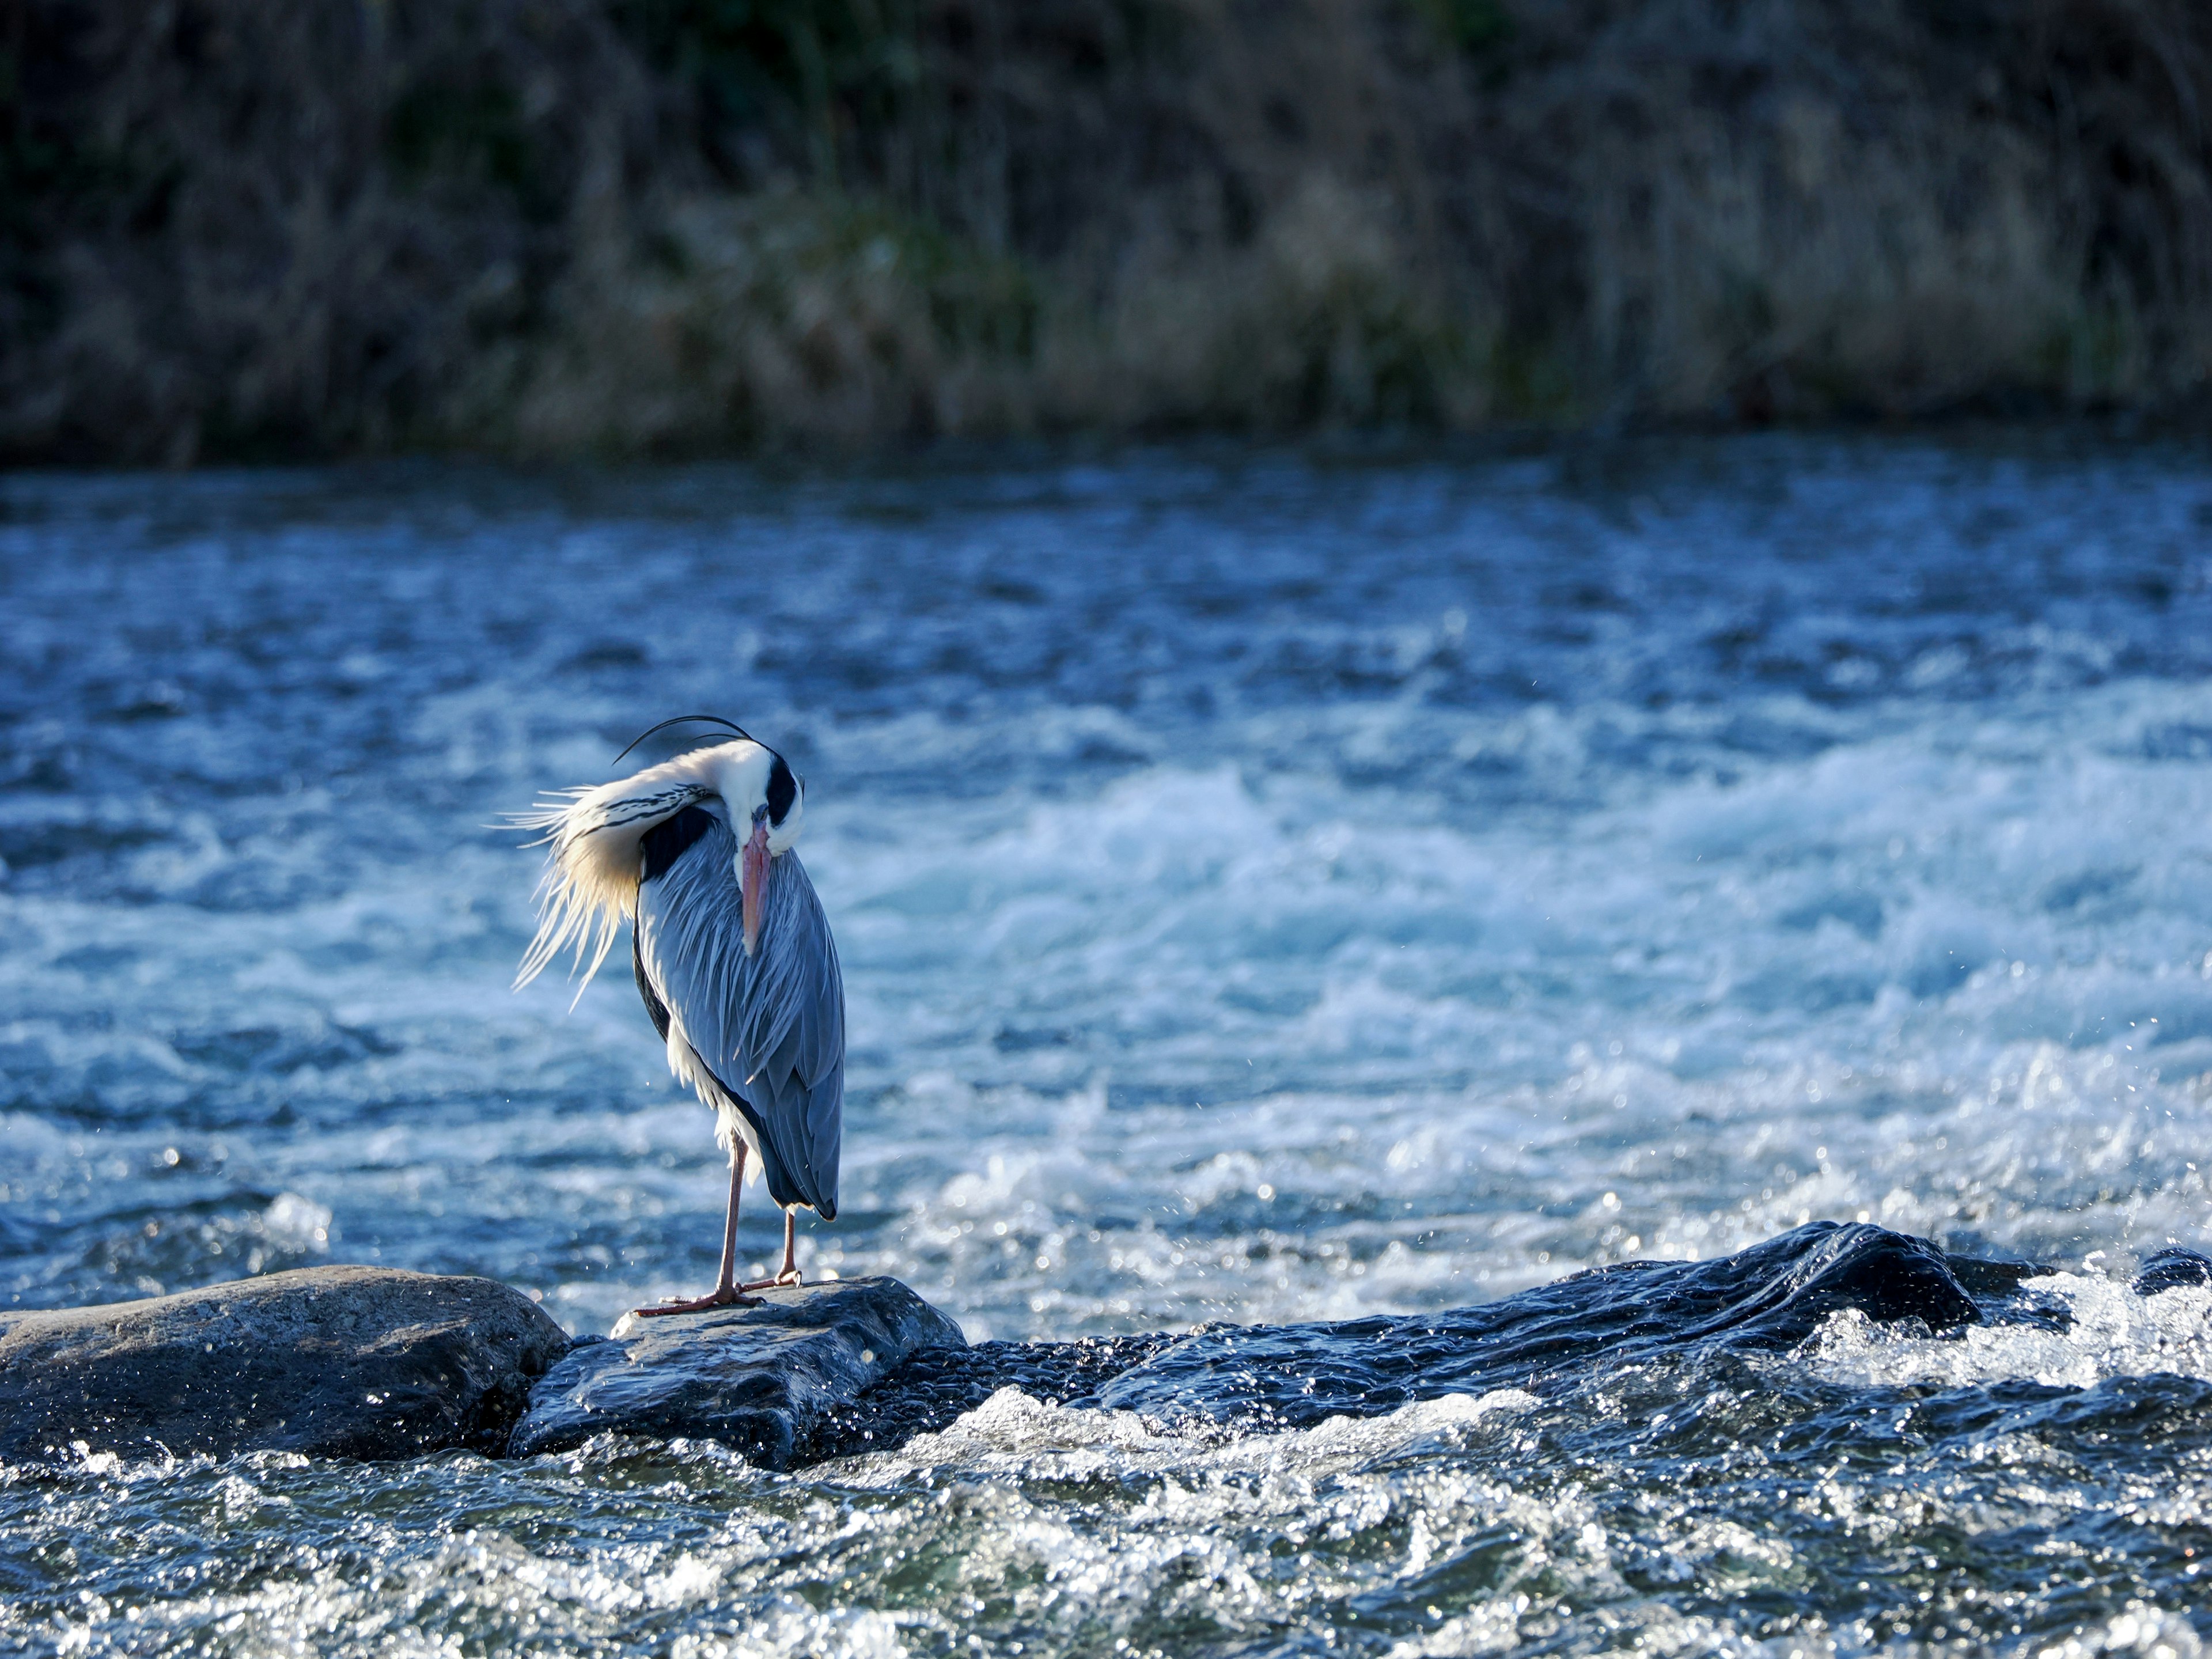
[3,435,2212,1656]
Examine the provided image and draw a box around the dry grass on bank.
[4,0,2209,463]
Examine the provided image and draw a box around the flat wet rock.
[0,1266,569,1464]
[509,1276,967,1465]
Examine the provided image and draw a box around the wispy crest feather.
[509,753,726,998]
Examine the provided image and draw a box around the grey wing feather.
[634,813,845,1218]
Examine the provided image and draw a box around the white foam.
[6,452,2212,1337]
[10,448,2212,1657]
[1808,1274,2212,1392]
[874,1384,1539,1486]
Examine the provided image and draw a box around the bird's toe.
[631,1287,763,1316]
[737,1270,802,1291]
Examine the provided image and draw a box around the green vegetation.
[612,0,923,180]
[385,81,544,210]
[1415,0,1513,56]
[2,0,2209,461]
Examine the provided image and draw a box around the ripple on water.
[3,437,2212,1653]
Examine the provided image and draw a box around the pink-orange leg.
[741,1211,804,1290]
[632,1145,762,1316]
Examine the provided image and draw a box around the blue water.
[5,434,2212,1655]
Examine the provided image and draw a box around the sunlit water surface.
[5,435,2212,1654]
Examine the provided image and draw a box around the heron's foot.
[739,1267,803,1291]
[631,1285,762,1317]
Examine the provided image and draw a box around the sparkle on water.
[3,434,2212,1656]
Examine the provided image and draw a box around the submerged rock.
[2132,1247,2212,1297]
[1088,1222,1994,1430]
[0,1266,569,1464]
[805,1331,1179,1463]
[822,1223,2045,1455]
[509,1276,967,1465]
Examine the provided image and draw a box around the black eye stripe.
[766,755,797,826]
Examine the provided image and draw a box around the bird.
[513,715,843,1315]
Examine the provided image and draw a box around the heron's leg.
[713,1150,745,1294]
[778,1211,801,1283]
[741,1210,803,1290]
[633,1144,762,1316]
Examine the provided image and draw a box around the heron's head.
[700,738,802,957]
[704,739,805,857]
[512,718,806,988]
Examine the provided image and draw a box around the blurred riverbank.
[7,0,2212,464]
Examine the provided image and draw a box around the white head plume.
[511,738,800,998]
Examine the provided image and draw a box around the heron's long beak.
[741,819,770,957]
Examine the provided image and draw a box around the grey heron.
[514,716,843,1315]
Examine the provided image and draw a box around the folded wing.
[634,809,844,1219]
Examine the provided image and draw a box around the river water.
[3,434,2212,1654]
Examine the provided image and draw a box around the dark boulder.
[509,1276,967,1465]
[0,1266,570,1464]
[2133,1247,2212,1297]
[1089,1222,1984,1430]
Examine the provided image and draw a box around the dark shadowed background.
[5,0,2212,463]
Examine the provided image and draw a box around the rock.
[1944,1253,2058,1298]
[1090,1221,1983,1430]
[0,1266,570,1464]
[508,1276,967,1465]
[2133,1247,2212,1297]
[802,1332,1179,1463]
